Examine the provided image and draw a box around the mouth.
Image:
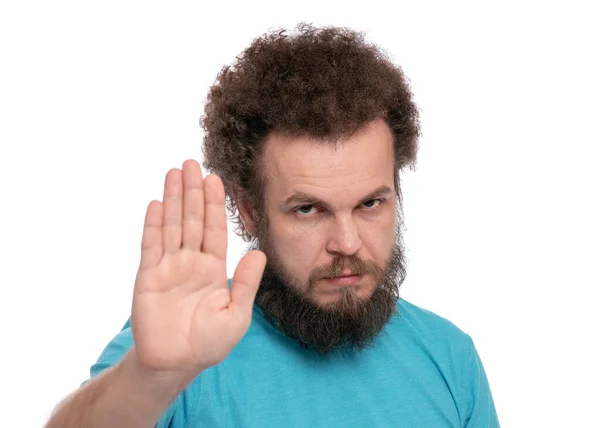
[323,273,364,286]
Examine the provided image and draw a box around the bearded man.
[46,24,499,427]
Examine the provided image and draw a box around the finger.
[182,160,204,250]
[162,168,183,253]
[230,250,267,322]
[201,174,228,260]
[139,200,164,270]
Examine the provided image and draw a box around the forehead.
[261,118,395,203]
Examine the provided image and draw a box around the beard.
[250,222,407,356]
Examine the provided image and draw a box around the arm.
[46,348,189,428]
[46,160,266,427]
[464,338,500,427]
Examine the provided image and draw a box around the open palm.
[131,160,266,377]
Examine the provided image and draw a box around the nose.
[326,214,362,256]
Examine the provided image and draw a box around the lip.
[323,274,363,286]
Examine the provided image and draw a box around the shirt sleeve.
[463,336,500,427]
[83,319,187,428]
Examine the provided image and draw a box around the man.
[47,24,499,427]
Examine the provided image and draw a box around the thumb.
[230,250,267,321]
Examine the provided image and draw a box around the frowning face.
[258,117,398,306]
[242,118,403,354]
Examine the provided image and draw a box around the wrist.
[120,348,196,403]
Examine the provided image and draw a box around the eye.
[296,205,318,215]
[362,199,382,209]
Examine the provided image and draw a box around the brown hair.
[201,23,420,241]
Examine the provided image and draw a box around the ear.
[231,186,258,237]
[238,199,258,237]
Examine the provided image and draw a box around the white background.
[1,1,598,426]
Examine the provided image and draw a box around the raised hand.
[131,160,266,381]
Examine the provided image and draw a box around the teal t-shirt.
[89,298,499,427]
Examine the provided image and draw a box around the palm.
[131,160,266,376]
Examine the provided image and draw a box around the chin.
[312,283,376,308]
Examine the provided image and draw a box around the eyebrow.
[282,185,394,210]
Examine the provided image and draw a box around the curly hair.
[201,23,420,242]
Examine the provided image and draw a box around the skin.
[44,117,398,427]
[240,118,397,306]
[46,163,267,428]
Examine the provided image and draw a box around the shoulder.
[397,298,468,334]
[394,298,475,356]
[86,320,134,381]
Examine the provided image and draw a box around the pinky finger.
[139,200,164,270]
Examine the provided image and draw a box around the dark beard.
[252,239,406,356]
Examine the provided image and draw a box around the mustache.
[308,255,386,288]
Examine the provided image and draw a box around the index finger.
[182,159,205,250]
[201,174,228,260]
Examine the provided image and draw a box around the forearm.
[46,348,188,428]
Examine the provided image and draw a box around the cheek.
[360,211,396,261]
[270,217,326,280]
